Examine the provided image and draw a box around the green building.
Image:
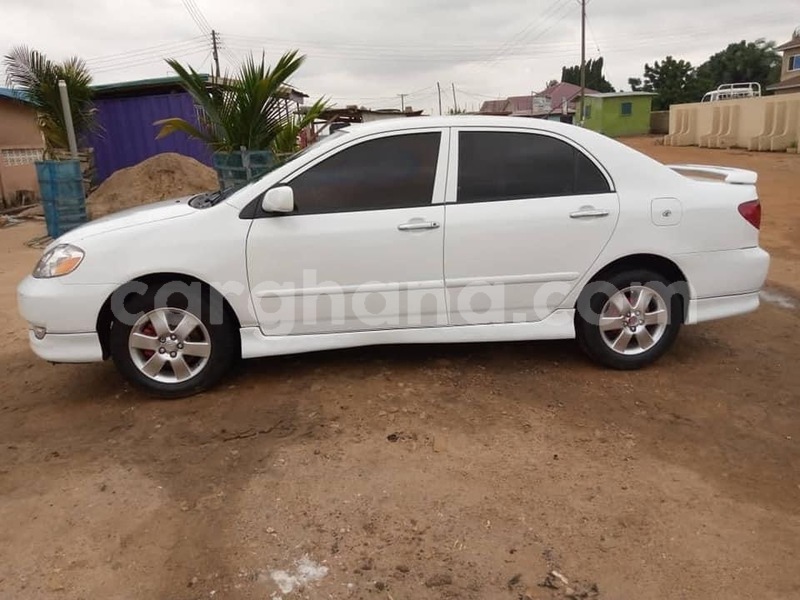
[581,92,656,137]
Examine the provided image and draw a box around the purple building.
[88,76,213,183]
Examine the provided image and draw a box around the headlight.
[33,244,85,278]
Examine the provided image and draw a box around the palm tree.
[3,45,96,156]
[155,50,327,155]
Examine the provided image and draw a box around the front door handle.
[397,220,440,231]
[570,206,610,219]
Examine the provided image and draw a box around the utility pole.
[398,93,407,112]
[58,81,78,159]
[579,0,586,125]
[436,82,442,116]
[211,30,221,78]
[451,83,459,113]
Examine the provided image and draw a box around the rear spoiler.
[667,164,758,185]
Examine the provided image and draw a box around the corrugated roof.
[92,74,308,101]
[92,74,212,96]
[537,82,598,111]
[0,87,32,104]
[479,99,510,114]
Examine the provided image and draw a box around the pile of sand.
[86,153,219,219]
[20,153,219,220]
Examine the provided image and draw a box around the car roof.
[341,115,580,136]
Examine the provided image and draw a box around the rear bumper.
[686,291,760,324]
[675,246,770,299]
[27,331,104,363]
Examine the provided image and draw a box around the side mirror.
[262,186,294,213]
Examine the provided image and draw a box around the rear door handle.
[570,206,610,219]
[397,221,440,231]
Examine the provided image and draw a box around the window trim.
[446,126,615,205]
[242,127,450,219]
[620,101,633,117]
[790,54,800,72]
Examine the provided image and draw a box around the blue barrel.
[35,160,87,239]
[212,150,276,190]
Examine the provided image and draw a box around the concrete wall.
[650,111,670,134]
[584,96,653,137]
[0,98,44,206]
[664,92,800,151]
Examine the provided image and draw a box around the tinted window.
[287,132,440,214]
[457,131,610,202]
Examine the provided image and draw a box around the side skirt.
[239,309,576,359]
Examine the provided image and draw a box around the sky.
[2,0,796,114]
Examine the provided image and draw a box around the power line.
[484,0,574,66]
[585,11,601,55]
[85,37,207,65]
[181,0,212,34]
[90,46,208,74]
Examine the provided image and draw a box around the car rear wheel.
[575,269,683,370]
[109,284,236,398]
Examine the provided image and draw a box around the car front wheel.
[109,284,236,398]
[575,269,683,370]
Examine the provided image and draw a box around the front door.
[246,129,449,335]
[444,128,619,325]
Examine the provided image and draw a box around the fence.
[664,93,800,151]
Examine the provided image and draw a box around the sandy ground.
[0,139,798,600]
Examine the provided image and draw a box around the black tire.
[575,268,683,370]
[109,282,237,398]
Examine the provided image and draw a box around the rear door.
[443,127,619,325]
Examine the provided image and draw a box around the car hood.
[53,196,198,247]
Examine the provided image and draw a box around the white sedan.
[18,116,769,397]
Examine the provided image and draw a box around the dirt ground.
[0,139,798,600]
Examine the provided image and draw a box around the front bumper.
[27,331,104,362]
[18,275,115,363]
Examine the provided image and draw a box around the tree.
[627,77,649,92]
[695,39,781,93]
[155,50,327,154]
[561,57,615,93]
[3,45,96,155]
[632,56,703,110]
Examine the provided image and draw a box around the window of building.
[620,102,633,116]
[790,55,800,71]
[457,131,610,203]
[583,104,592,119]
[1,148,43,167]
[287,132,441,214]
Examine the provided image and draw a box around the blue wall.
[88,92,212,183]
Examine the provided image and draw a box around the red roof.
[479,81,599,116]
[537,82,598,111]
[478,98,510,114]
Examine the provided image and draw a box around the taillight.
[738,200,761,229]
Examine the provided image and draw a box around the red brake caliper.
[141,323,156,359]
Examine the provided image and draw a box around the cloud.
[2,0,796,113]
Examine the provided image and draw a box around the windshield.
[189,129,350,209]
